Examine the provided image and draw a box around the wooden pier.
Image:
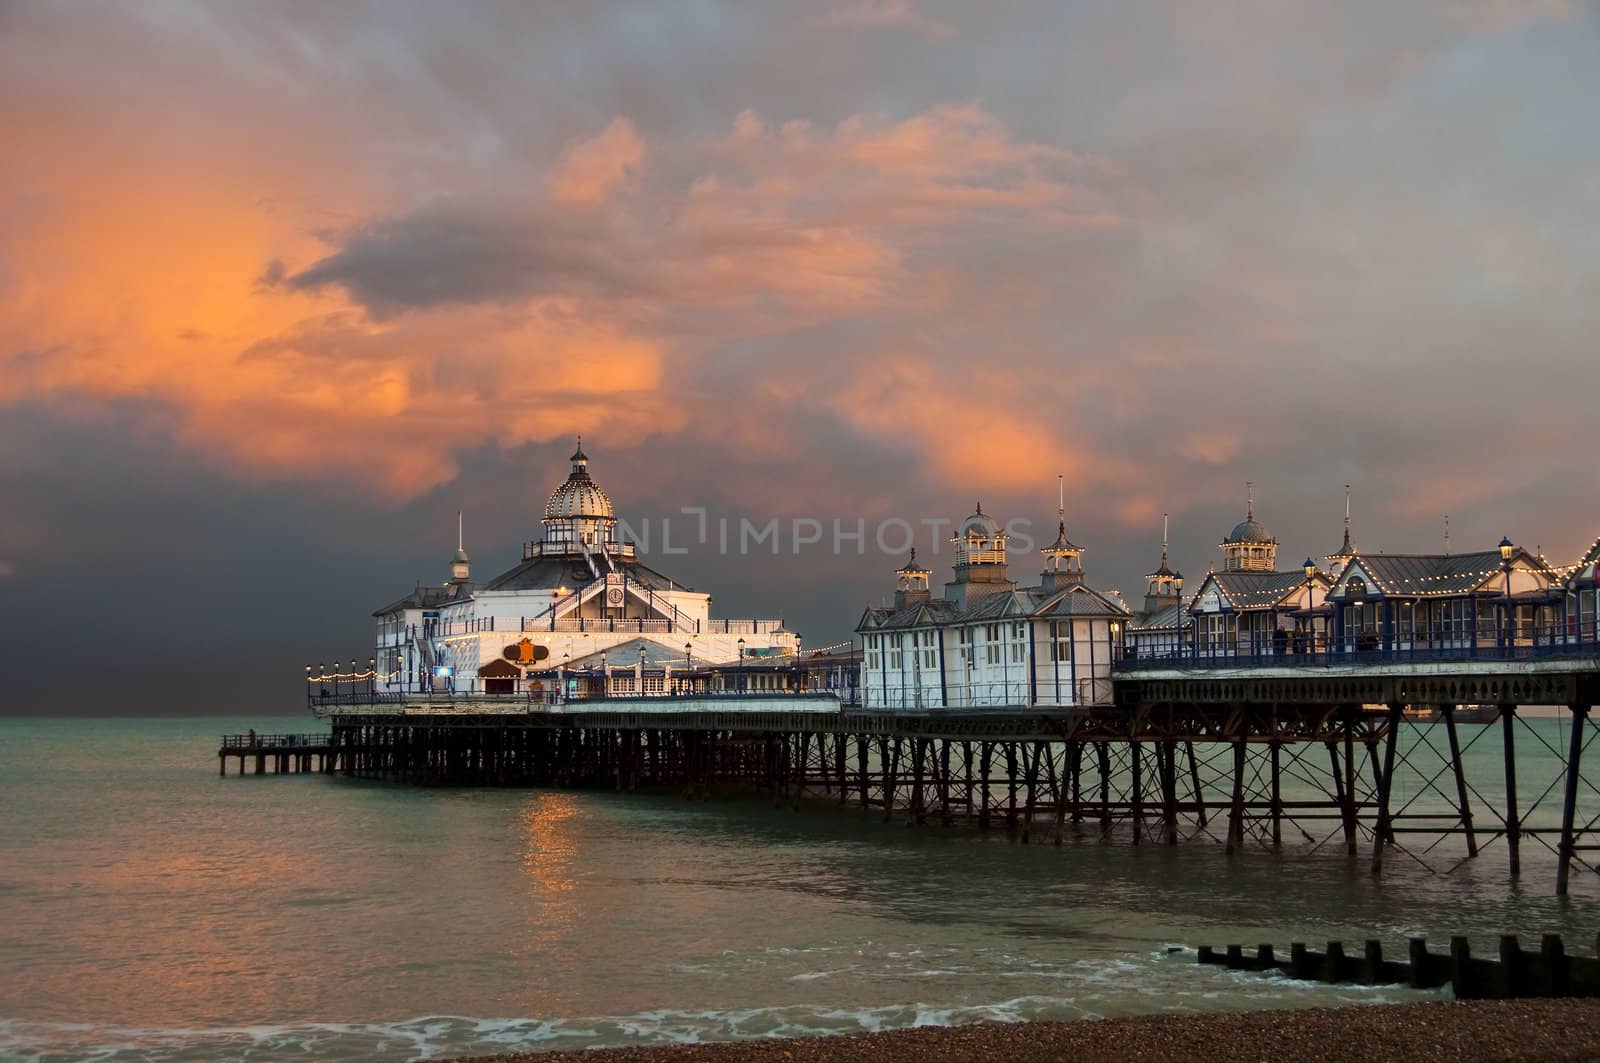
[218,733,332,776]
[1197,933,1600,999]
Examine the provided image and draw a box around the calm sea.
[1,715,1593,1062]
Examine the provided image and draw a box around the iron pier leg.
[1226,738,1246,855]
[1171,742,1184,845]
[1501,704,1521,878]
[1343,721,1358,856]
[1186,742,1207,829]
[1370,701,1404,876]
[1097,742,1112,836]
[1130,740,1144,845]
[1270,741,1283,848]
[1442,705,1478,858]
[1557,704,1590,897]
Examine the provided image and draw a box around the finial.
[1341,484,1352,553]
[1161,512,1170,565]
[458,510,464,551]
[1246,481,1254,523]
[1443,514,1450,556]
[1057,474,1064,522]
[976,501,982,514]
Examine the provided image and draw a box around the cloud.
[820,0,956,38]
[0,561,13,579]
[546,117,648,206]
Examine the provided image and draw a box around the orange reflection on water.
[520,793,581,952]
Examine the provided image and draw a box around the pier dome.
[1227,517,1274,544]
[544,441,615,521]
[540,439,619,551]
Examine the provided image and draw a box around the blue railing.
[1115,624,1600,672]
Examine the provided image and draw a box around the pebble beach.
[449,999,1600,1063]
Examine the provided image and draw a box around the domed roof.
[451,547,470,564]
[1226,518,1275,544]
[543,439,615,522]
[545,475,614,520]
[960,504,1002,539]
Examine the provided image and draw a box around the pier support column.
[1370,701,1404,876]
[1226,738,1245,855]
[1270,740,1283,848]
[1557,703,1590,897]
[1442,705,1479,858]
[1501,703,1521,878]
[1130,740,1143,845]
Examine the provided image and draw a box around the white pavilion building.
[855,503,1128,709]
[372,442,794,696]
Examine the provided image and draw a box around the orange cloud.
[546,117,648,207]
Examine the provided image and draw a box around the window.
[889,634,903,670]
[1050,621,1071,662]
[984,623,1001,666]
[612,675,635,693]
[643,674,664,694]
[959,627,975,666]
[1010,623,1026,664]
[920,631,938,669]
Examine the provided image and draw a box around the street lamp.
[1173,572,1185,659]
[1302,558,1317,654]
[684,642,693,694]
[1500,536,1515,651]
[737,637,746,692]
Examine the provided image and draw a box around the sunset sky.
[3,1,1597,714]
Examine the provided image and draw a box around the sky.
[2,0,1597,715]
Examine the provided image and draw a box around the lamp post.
[1303,557,1317,654]
[737,637,746,692]
[369,657,377,699]
[794,635,803,692]
[1500,536,1515,652]
[684,642,693,695]
[560,651,569,703]
[1174,572,1184,659]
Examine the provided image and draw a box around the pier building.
[855,504,1128,709]
[372,442,795,696]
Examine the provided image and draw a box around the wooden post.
[1501,704,1521,877]
[1225,944,1243,968]
[1542,934,1568,997]
[1289,942,1310,979]
[1557,704,1589,897]
[1370,701,1404,875]
[1450,936,1473,999]
[1257,943,1275,969]
[1363,940,1383,984]
[1408,937,1431,988]
[1500,934,1523,998]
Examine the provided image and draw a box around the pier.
[292,647,1600,895]
[218,733,332,776]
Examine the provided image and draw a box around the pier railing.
[1116,625,1600,672]
[220,733,330,749]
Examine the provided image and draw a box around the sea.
[1,715,1594,1062]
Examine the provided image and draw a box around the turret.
[1143,513,1182,612]
[1039,476,1085,592]
[894,549,932,609]
[1221,481,1278,572]
[449,511,471,584]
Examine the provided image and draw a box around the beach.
[451,999,1600,1062]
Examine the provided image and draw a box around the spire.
[1342,484,1352,553]
[449,510,471,582]
[1161,512,1170,568]
[1246,481,1255,523]
[1444,514,1451,556]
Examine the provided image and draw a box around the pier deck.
[218,733,332,776]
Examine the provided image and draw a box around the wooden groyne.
[218,733,332,776]
[1197,933,1600,998]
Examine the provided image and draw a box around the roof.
[1225,518,1275,544]
[478,555,691,594]
[857,581,1128,632]
[371,581,472,617]
[1197,569,1319,611]
[1576,534,1600,572]
[1130,601,1188,632]
[1326,550,1537,599]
